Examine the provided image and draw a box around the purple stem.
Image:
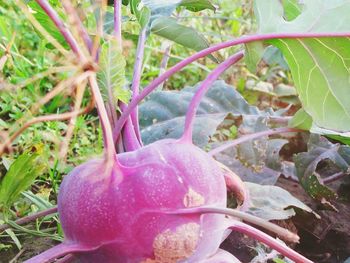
[130,27,147,144]
[60,0,92,51]
[157,44,172,90]
[112,32,350,142]
[120,103,141,151]
[35,0,84,60]
[122,117,142,151]
[0,207,58,233]
[114,0,122,42]
[88,76,119,170]
[160,206,299,243]
[323,172,349,184]
[209,127,301,156]
[23,242,98,263]
[180,51,244,143]
[230,221,313,263]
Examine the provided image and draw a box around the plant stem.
[122,116,142,151]
[130,27,147,144]
[61,0,92,51]
[230,221,313,263]
[180,51,244,143]
[120,103,141,151]
[323,172,349,184]
[88,75,119,169]
[112,32,349,142]
[156,206,300,243]
[209,127,301,156]
[23,242,98,263]
[35,0,85,61]
[0,207,58,233]
[114,0,122,41]
[157,43,172,90]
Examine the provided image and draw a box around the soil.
[1,176,349,263]
[221,176,350,263]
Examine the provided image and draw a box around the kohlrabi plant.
[1,0,350,262]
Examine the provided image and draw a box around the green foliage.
[0,150,46,210]
[27,1,68,48]
[252,0,350,133]
[151,17,212,54]
[245,182,317,221]
[289,108,312,130]
[281,0,302,21]
[130,0,151,28]
[179,0,216,12]
[97,38,130,104]
[139,80,260,147]
[294,135,350,201]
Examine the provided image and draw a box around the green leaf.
[28,2,68,48]
[0,151,46,209]
[245,182,317,221]
[281,0,302,21]
[289,108,312,130]
[253,0,350,132]
[215,139,290,185]
[262,46,289,70]
[130,0,151,28]
[179,0,216,12]
[244,41,265,73]
[97,38,130,104]
[294,135,350,201]
[290,110,350,145]
[151,16,215,60]
[310,125,350,146]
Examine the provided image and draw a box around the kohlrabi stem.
[35,0,85,61]
[114,0,122,41]
[180,51,244,143]
[209,127,301,156]
[122,116,142,151]
[160,206,299,243]
[88,75,119,168]
[130,27,147,144]
[120,102,141,151]
[23,242,99,263]
[0,207,58,233]
[112,32,349,142]
[230,221,313,263]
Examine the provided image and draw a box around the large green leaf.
[97,38,130,104]
[139,80,260,147]
[252,0,350,132]
[0,151,46,209]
